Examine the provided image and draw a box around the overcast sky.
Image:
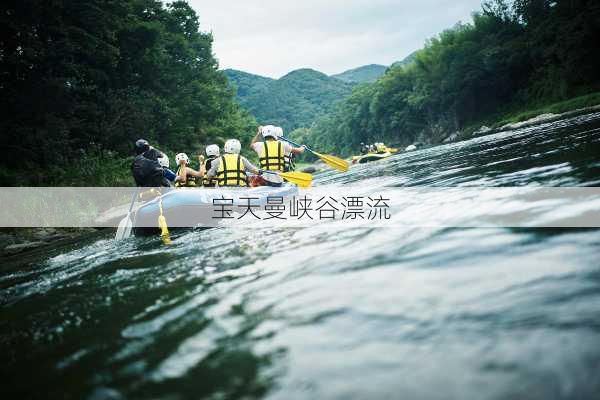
[187,0,484,78]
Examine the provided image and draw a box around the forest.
[299,0,600,156]
[0,0,256,185]
[1,0,599,183]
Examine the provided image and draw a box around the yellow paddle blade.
[314,151,349,172]
[280,171,313,188]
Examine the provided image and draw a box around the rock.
[4,241,46,255]
[301,166,318,173]
[500,113,558,131]
[33,228,66,242]
[473,125,492,136]
[405,144,417,152]
[443,132,460,143]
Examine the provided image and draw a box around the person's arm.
[250,126,263,147]
[185,166,203,178]
[198,155,206,178]
[291,146,306,155]
[241,157,259,175]
[286,142,305,155]
[206,158,220,178]
[178,160,187,182]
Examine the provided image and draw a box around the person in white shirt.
[250,125,305,172]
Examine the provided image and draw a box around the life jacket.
[131,153,169,187]
[259,140,285,172]
[202,156,217,187]
[284,152,295,172]
[175,166,196,187]
[217,154,247,187]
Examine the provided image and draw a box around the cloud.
[187,0,483,78]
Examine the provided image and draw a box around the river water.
[2,113,600,399]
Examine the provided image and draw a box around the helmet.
[175,153,189,165]
[205,144,220,157]
[135,139,150,155]
[224,139,241,154]
[376,143,386,152]
[261,125,277,139]
[274,126,283,138]
[157,153,169,168]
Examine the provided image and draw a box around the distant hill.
[331,64,388,83]
[391,51,418,69]
[223,68,355,132]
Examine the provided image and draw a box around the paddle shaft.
[127,187,140,214]
[115,187,140,240]
[278,137,315,155]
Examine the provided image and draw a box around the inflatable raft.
[133,183,299,234]
[352,151,392,164]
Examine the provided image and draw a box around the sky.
[187,0,484,79]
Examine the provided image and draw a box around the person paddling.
[250,125,305,173]
[202,144,220,187]
[174,153,203,188]
[206,139,260,187]
[131,139,171,187]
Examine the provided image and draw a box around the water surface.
[2,113,600,399]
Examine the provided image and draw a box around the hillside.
[223,68,355,132]
[303,2,600,156]
[331,64,388,83]
[391,51,418,69]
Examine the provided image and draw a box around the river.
[2,112,600,399]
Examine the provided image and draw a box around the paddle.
[115,188,140,240]
[278,137,349,172]
[261,170,313,188]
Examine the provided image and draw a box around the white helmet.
[261,125,277,139]
[274,126,283,138]
[205,144,220,157]
[224,139,241,154]
[157,153,169,168]
[175,153,189,165]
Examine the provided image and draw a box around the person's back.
[131,139,171,187]
[217,152,247,187]
[208,139,258,187]
[251,125,288,172]
[202,144,220,187]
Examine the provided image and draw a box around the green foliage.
[301,0,600,156]
[493,91,600,127]
[224,68,355,133]
[0,0,255,185]
[331,64,388,83]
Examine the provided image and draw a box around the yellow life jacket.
[217,154,247,187]
[259,140,285,172]
[175,166,196,187]
[202,156,217,187]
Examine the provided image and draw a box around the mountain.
[391,51,418,69]
[223,68,355,132]
[331,64,388,83]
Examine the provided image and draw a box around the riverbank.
[450,92,600,142]
[0,228,104,258]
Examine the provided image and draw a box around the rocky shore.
[443,104,600,143]
[0,228,102,257]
